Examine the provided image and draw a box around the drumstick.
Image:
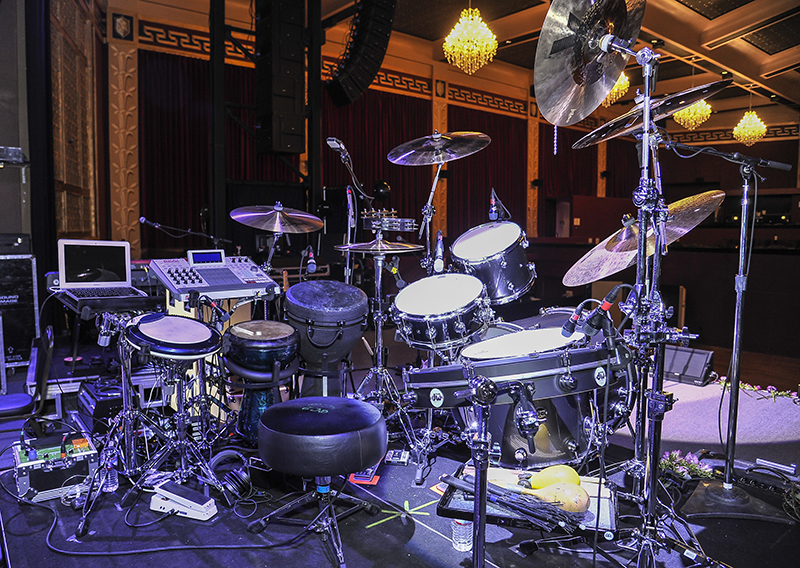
[282,270,289,292]
[361,337,374,357]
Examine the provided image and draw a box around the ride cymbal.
[534,0,645,126]
[562,190,725,286]
[387,131,491,166]
[572,79,733,149]
[230,203,323,234]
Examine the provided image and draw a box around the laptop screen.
[57,239,132,289]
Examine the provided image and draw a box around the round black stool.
[250,397,387,567]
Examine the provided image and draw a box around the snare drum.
[391,273,490,351]
[125,314,221,361]
[451,221,536,305]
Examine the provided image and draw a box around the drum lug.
[521,232,529,248]
[499,258,508,269]
[527,262,537,279]
[454,319,466,335]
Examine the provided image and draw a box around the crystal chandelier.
[601,73,629,107]
[673,100,712,130]
[443,4,498,75]
[733,110,767,146]
[673,59,711,130]
[732,90,767,146]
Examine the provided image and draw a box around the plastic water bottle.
[102,450,120,493]
[102,466,119,493]
[451,518,473,552]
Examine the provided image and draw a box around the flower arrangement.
[660,450,714,479]
[714,377,799,404]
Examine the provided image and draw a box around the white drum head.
[394,273,483,316]
[451,222,521,261]
[461,327,582,360]
[138,315,213,344]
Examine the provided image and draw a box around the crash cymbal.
[230,203,323,234]
[572,79,733,149]
[335,239,423,254]
[387,131,491,166]
[534,0,645,126]
[605,190,726,252]
[563,190,725,286]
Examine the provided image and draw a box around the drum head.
[460,327,582,360]
[394,274,483,316]
[230,320,295,341]
[451,221,521,261]
[126,314,221,359]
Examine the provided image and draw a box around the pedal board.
[150,480,217,521]
[350,463,380,483]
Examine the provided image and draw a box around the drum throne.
[248,396,387,567]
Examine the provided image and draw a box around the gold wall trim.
[449,84,527,117]
[108,44,141,257]
[138,19,255,65]
[671,124,800,144]
[322,57,432,99]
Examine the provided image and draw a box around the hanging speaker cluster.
[326,0,397,107]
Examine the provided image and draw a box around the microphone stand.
[677,155,794,524]
[139,218,232,250]
[419,161,445,274]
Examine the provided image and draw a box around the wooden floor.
[696,344,800,393]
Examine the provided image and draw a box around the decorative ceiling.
[321,0,800,119]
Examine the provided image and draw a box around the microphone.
[139,217,160,228]
[433,230,444,273]
[206,299,230,323]
[561,305,584,337]
[489,196,498,221]
[326,137,348,156]
[581,286,621,337]
[306,246,317,274]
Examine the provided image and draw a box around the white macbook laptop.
[57,239,146,299]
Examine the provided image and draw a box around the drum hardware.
[362,209,418,233]
[387,130,491,275]
[116,314,234,507]
[230,202,323,275]
[139,216,232,251]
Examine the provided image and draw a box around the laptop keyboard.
[66,286,143,298]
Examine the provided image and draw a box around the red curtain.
[538,123,598,200]
[605,137,640,198]
[446,105,528,239]
[138,50,299,254]
[321,88,432,224]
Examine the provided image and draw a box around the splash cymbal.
[230,203,323,234]
[387,131,491,166]
[572,79,733,149]
[534,0,645,126]
[335,239,424,254]
[563,190,725,286]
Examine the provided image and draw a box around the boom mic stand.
[666,144,795,525]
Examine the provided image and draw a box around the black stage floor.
[0,427,797,568]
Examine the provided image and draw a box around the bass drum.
[456,307,636,469]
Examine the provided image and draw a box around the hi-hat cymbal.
[563,190,725,286]
[572,79,733,149]
[335,239,423,254]
[534,0,646,126]
[387,131,491,166]
[230,203,323,234]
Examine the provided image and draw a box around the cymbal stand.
[602,39,723,568]
[418,161,445,274]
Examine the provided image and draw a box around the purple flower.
[767,385,777,392]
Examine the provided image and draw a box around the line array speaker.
[326,0,396,107]
[255,0,305,154]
